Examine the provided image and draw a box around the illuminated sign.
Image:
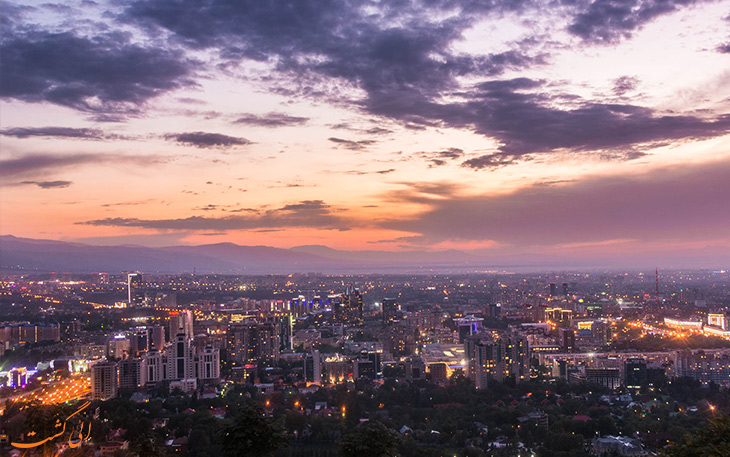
[11,401,92,450]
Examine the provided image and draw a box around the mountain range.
[1,235,727,274]
[0,235,486,274]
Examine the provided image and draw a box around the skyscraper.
[465,331,530,389]
[149,325,165,350]
[92,362,118,400]
[382,298,399,324]
[168,333,195,381]
[335,288,363,326]
[169,310,194,340]
[143,349,166,386]
[129,327,149,356]
[127,273,144,306]
[197,346,220,383]
[118,358,144,390]
[227,320,279,367]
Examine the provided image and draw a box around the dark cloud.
[101,199,154,207]
[0,30,195,117]
[328,137,377,150]
[364,127,393,135]
[419,147,465,167]
[383,160,730,245]
[165,132,251,148]
[194,204,222,211]
[462,153,518,170]
[612,76,639,96]
[0,126,104,139]
[20,180,73,189]
[0,153,157,179]
[78,199,351,231]
[718,42,730,53]
[344,168,396,175]
[568,0,704,44]
[2,0,723,169]
[459,78,730,157]
[234,112,309,127]
[278,200,330,212]
[126,1,541,126]
[382,181,462,204]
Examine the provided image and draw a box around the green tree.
[220,405,287,457]
[662,415,730,457]
[339,421,402,457]
[130,433,167,457]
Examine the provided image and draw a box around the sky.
[1,0,730,264]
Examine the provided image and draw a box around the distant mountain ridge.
[2,235,727,274]
[0,235,478,274]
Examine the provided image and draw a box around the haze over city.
[1,0,729,269]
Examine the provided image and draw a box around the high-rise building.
[465,331,530,389]
[168,333,196,381]
[15,323,60,344]
[559,328,576,352]
[107,336,130,359]
[270,314,292,352]
[487,303,501,318]
[289,295,309,317]
[149,325,165,351]
[197,346,220,383]
[127,273,144,306]
[384,323,416,356]
[304,349,322,384]
[60,320,82,342]
[169,311,194,340]
[353,357,375,380]
[428,363,449,383]
[382,298,400,324]
[456,316,483,343]
[129,327,149,356]
[334,288,363,326]
[227,320,279,367]
[92,362,118,400]
[404,356,426,381]
[624,358,647,389]
[585,367,621,389]
[674,350,730,386]
[118,358,145,390]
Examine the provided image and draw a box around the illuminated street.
[0,373,91,414]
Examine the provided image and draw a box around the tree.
[130,433,167,457]
[220,405,287,457]
[339,421,402,457]
[662,415,730,457]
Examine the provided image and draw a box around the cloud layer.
[165,132,251,148]
[79,200,351,231]
[384,160,730,245]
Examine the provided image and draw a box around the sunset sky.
[2,0,730,263]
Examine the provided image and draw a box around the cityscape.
[2,0,730,456]
[1,269,729,456]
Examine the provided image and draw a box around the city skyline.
[2,0,730,266]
